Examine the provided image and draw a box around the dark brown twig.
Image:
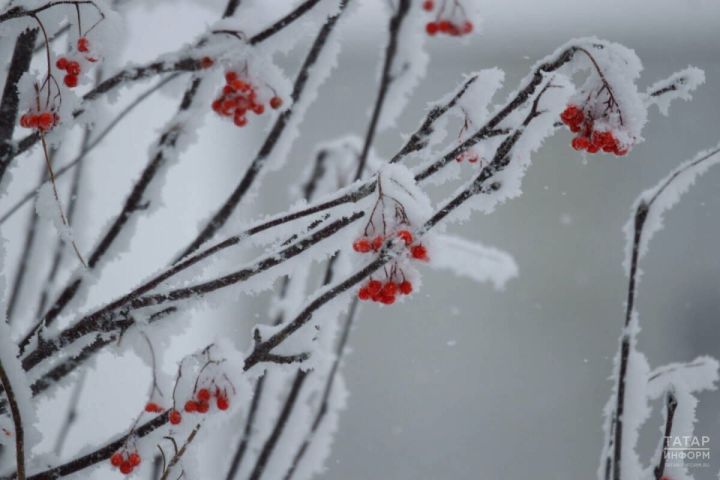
[653,391,678,480]
[0,359,26,480]
[353,0,410,180]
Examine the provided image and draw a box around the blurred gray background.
[2,0,719,479]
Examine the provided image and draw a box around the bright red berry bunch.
[424,0,473,37]
[110,450,141,475]
[353,229,427,304]
[560,105,628,156]
[19,111,58,132]
[352,229,422,256]
[183,386,231,415]
[211,71,283,127]
[358,278,414,305]
[56,56,82,88]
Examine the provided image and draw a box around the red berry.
[396,230,413,246]
[380,294,396,305]
[410,244,428,261]
[399,280,413,295]
[571,136,589,151]
[422,0,434,11]
[110,452,124,467]
[352,238,371,253]
[425,22,438,35]
[36,112,54,131]
[217,396,229,411]
[145,402,162,413]
[19,114,32,128]
[560,105,583,126]
[586,143,599,154]
[231,79,248,92]
[64,74,78,88]
[128,452,141,466]
[358,287,371,300]
[56,57,68,70]
[184,400,198,413]
[197,388,211,402]
[233,114,248,127]
[77,37,90,52]
[225,71,238,83]
[438,20,452,32]
[169,409,182,425]
[462,21,473,34]
[212,99,223,112]
[197,401,210,414]
[270,96,283,110]
[66,61,81,76]
[200,56,214,69]
[381,282,398,297]
[119,461,133,474]
[252,103,265,115]
[28,114,40,128]
[372,235,384,251]
[367,280,382,296]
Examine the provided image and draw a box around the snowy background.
[2,0,720,479]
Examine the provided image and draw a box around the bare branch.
[0,359,26,480]
[653,391,678,480]
[354,0,410,180]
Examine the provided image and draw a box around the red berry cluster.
[110,450,141,475]
[353,229,427,305]
[423,1,473,37]
[19,111,58,132]
[211,71,283,127]
[56,57,81,88]
[56,37,97,88]
[358,278,413,305]
[184,387,230,415]
[560,105,628,156]
[353,229,427,260]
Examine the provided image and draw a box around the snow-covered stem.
[18,40,571,384]
[158,422,202,480]
[19,0,327,351]
[653,391,677,480]
[5,164,46,324]
[283,297,358,480]
[0,28,38,184]
[224,376,265,479]
[36,115,92,317]
[0,360,26,480]
[52,371,86,456]
[10,412,171,480]
[390,73,479,163]
[0,74,180,228]
[175,0,351,260]
[247,371,309,480]
[607,144,720,480]
[354,0,409,180]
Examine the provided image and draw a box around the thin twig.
[353,0,410,180]
[0,359,26,480]
[158,423,202,480]
[284,297,358,479]
[176,0,351,260]
[653,391,678,480]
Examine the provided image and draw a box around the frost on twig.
[601,143,720,480]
